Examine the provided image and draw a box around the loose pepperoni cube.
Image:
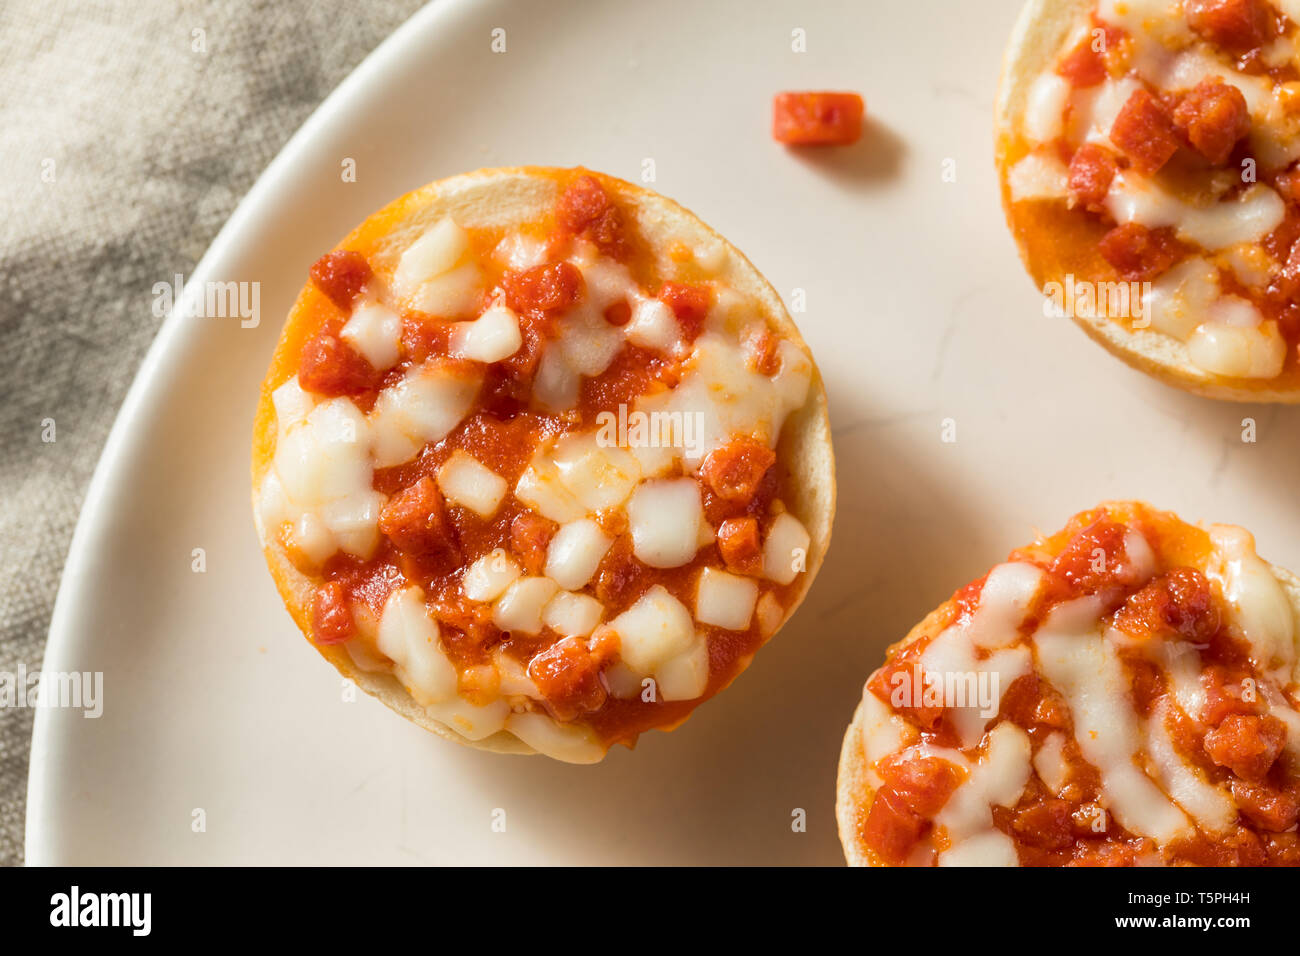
[1185,0,1272,52]
[772,92,865,146]
[1056,39,1108,87]
[1113,567,1221,644]
[1231,780,1300,831]
[297,328,383,396]
[502,261,584,318]
[309,250,373,311]
[1098,222,1185,281]
[528,636,611,722]
[377,476,459,560]
[1067,144,1118,209]
[658,281,712,340]
[1204,713,1288,781]
[510,510,557,576]
[700,438,777,508]
[1012,799,1076,850]
[310,581,355,645]
[556,175,630,259]
[1110,88,1180,175]
[861,786,925,865]
[717,516,763,576]
[1173,80,1250,165]
[877,752,964,817]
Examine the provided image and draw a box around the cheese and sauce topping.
[255,172,816,762]
[849,502,1300,866]
[1008,0,1300,380]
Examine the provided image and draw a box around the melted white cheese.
[1205,525,1297,676]
[1105,175,1285,252]
[1033,597,1193,844]
[1147,699,1237,834]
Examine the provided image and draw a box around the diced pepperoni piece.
[1070,841,1137,867]
[1201,665,1265,725]
[877,752,964,816]
[1231,780,1300,831]
[867,660,944,730]
[1056,39,1108,87]
[431,595,498,651]
[297,329,383,396]
[773,92,865,146]
[557,175,609,232]
[999,674,1072,730]
[1098,223,1185,281]
[1110,88,1180,175]
[1067,144,1118,209]
[377,476,459,560]
[1204,713,1288,781]
[1173,80,1250,165]
[951,574,988,621]
[556,175,630,259]
[1113,567,1221,644]
[1185,0,1272,52]
[1219,827,1268,866]
[497,323,547,390]
[699,438,776,508]
[743,325,781,375]
[593,535,648,609]
[1265,831,1300,864]
[310,581,355,645]
[717,516,764,576]
[1275,165,1300,203]
[510,510,557,576]
[1012,799,1075,850]
[309,250,373,311]
[861,786,925,865]
[502,261,584,318]
[528,636,611,722]
[658,282,712,341]
[400,316,454,364]
[603,299,632,326]
[1048,518,1129,596]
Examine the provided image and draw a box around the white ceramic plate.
[26,0,1300,865]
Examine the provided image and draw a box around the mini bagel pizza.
[836,501,1300,866]
[996,0,1300,401]
[251,167,834,764]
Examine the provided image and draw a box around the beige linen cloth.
[0,0,424,864]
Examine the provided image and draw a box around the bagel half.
[252,167,835,763]
[837,501,1300,866]
[996,0,1300,402]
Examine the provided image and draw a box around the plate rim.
[21,0,481,865]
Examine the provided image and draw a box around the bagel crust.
[251,167,834,763]
[996,0,1300,401]
[837,501,1300,866]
